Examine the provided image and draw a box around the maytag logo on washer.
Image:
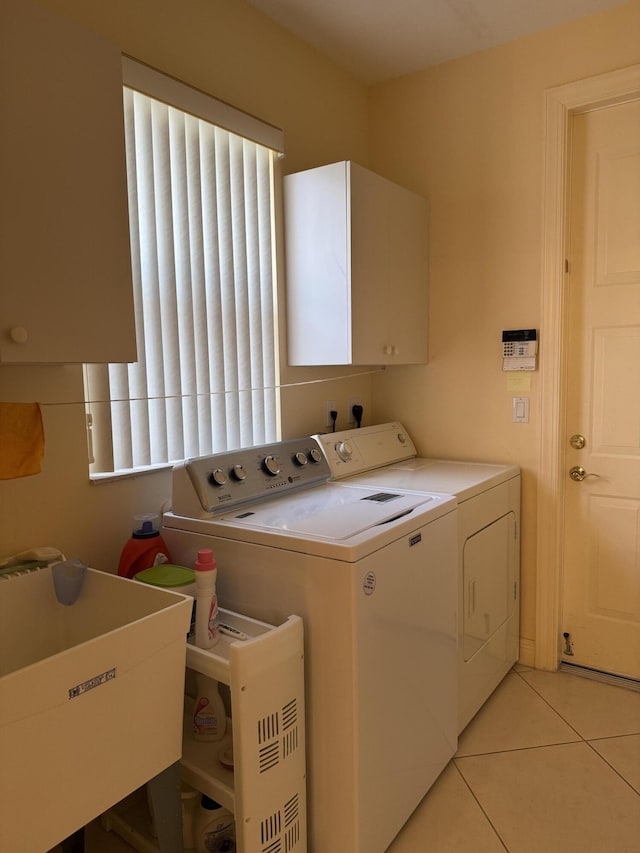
[363,571,376,595]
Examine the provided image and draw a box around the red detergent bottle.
[117,513,171,579]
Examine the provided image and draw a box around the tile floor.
[51,666,640,852]
[389,665,640,853]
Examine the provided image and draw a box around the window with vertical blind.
[84,59,283,478]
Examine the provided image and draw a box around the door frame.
[536,63,640,671]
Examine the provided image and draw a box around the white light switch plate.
[512,396,529,423]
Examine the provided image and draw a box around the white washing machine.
[162,437,458,853]
[314,422,521,733]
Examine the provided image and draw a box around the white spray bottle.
[193,549,226,742]
[194,548,219,649]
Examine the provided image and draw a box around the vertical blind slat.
[217,130,238,449]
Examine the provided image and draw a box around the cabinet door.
[350,163,429,364]
[0,0,136,364]
[285,160,428,366]
[285,161,352,365]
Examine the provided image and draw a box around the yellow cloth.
[0,402,45,479]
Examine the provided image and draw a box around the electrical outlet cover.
[348,399,363,423]
[325,400,338,427]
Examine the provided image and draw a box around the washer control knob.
[262,454,281,476]
[294,451,308,466]
[208,468,227,487]
[336,441,353,462]
[231,464,247,481]
[309,448,323,463]
[397,432,407,444]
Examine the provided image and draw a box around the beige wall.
[0,0,372,570]
[2,0,639,663]
[367,0,640,659]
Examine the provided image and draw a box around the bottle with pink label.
[192,548,226,742]
[194,548,219,649]
[192,677,226,742]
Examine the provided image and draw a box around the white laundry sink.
[0,565,192,853]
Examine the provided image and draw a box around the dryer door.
[463,512,516,661]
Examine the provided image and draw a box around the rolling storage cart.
[184,609,306,853]
[105,608,307,853]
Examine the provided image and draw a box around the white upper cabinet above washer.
[284,161,429,366]
[0,0,136,364]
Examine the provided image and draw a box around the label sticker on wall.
[363,571,376,596]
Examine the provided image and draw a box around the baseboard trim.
[518,637,536,668]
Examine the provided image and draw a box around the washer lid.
[215,481,442,540]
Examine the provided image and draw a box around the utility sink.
[0,565,192,853]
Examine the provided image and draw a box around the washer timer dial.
[208,468,227,487]
[262,454,281,476]
[335,441,353,462]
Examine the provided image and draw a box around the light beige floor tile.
[519,669,640,739]
[456,741,640,853]
[457,673,580,757]
[387,762,506,853]
[590,733,640,794]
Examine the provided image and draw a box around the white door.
[561,98,640,679]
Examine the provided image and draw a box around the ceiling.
[246,0,628,84]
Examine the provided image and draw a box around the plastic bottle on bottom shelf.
[181,783,201,852]
[192,674,226,742]
[194,548,220,649]
[194,796,236,853]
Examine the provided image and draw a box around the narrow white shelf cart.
[183,609,307,853]
[106,608,306,853]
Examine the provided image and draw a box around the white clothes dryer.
[314,422,521,733]
[162,437,458,853]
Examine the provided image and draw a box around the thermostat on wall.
[502,329,537,371]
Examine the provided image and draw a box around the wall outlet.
[325,400,338,428]
[348,399,363,424]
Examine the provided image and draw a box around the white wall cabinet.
[0,0,136,364]
[285,161,429,366]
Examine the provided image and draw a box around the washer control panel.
[172,437,330,516]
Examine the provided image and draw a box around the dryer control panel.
[314,422,416,479]
[171,438,331,517]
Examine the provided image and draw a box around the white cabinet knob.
[9,326,28,344]
[383,345,392,356]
